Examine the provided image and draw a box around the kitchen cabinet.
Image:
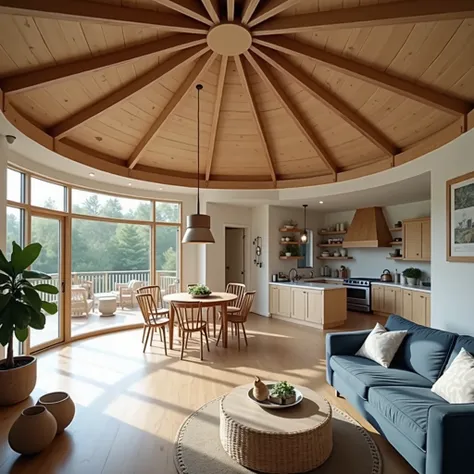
[291,288,306,321]
[371,285,384,312]
[269,284,346,329]
[306,290,323,324]
[372,285,403,315]
[402,290,413,320]
[269,285,291,317]
[278,286,291,317]
[411,291,430,326]
[403,217,431,261]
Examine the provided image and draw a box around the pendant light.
[300,204,308,243]
[182,84,215,244]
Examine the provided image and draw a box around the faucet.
[289,268,298,282]
[309,271,314,278]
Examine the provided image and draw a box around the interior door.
[29,214,65,351]
[225,228,245,285]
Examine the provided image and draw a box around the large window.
[5,166,182,351]
[31,177,67,211]
[72,189,152,221]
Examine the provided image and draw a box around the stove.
[343,277,380,313]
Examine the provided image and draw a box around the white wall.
[0,141,7,360]
[321,200,431,280]
[251,205,270,316]
[204,202,253,292]
[430,132,474,334]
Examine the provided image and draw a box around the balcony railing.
[34,270,178,302]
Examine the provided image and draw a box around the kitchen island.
[269,281,347,329]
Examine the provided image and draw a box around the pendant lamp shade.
[182,84,215,244]
[300,204,308,244]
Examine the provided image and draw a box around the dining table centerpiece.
[188,284,212,298]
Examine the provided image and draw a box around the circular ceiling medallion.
[207,23,252,56]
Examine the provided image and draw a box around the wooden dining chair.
[187,283,217,337]
[225,282,246,314]
[171,301,210,361]
[137,285,169,343]
[217,291,256,351]
[136,293,169,355]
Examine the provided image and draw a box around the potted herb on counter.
[403,267,422,286]
[0,242,58,406]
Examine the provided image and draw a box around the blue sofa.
[326,315,474,474]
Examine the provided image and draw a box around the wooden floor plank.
[0,312,415,474]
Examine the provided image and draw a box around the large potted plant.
[0,242,58,406]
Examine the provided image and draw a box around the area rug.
[175,397,382,474]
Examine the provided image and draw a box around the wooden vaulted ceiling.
[0,0,473,189]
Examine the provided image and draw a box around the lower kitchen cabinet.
[269,285,346,329]
[372,284,430,326]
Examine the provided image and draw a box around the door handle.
[61,281,65,293]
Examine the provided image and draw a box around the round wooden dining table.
[163,292,238,349]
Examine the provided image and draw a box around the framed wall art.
[447,170,474,262]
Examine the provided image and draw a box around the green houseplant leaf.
[0,242,51,369]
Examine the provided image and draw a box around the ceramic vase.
[8,406,57,455]
[406,277,417,286]
[37,391,75,434]
[340,248,347,257]
[253,376,269,401]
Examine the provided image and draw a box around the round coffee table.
[220,384,333,473]
[98,296,117,316]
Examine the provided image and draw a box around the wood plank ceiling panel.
[139,61,219,174]
[210,57,273,177]
[248,61,330,177]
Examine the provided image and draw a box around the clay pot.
[0,356,37,406]
[8,405,57,455]
[37,392,75,434]
[253,376,269,402]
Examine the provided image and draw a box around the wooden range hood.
[343,207,392,248]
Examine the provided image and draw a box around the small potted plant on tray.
[269,381,296,405]
[188,284,212,298]
[402,267,422,286]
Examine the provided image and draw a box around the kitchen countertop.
[373,281,431,293]
[269,281,346,291]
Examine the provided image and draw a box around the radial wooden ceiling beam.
[234,55,277,183]
[252,45,397,156]
[152,0,213,26]
[255,36,471,116]
[128,51,216,169]
[242,0,260,25]
[50,45,209,139]
[245,51,337,177]
[0,0,207,33]
[1,35,206,94]
[248,0,302,28]
[206,56,228,181]
[200,0,220,23]
[227,0,235,21]
[253,0,474,35]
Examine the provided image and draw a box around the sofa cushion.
[385,315,457,383]
[329,355,432,400]
[446,335,474,368]
[369,386,446,450]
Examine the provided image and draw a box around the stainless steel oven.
[343,279,373,312]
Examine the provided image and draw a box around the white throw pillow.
[355,323,407,368]
[432,348,474,404]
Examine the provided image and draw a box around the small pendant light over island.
[182,84,215,244]
[300,204,308,244]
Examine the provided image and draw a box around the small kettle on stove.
[380,269,393,282]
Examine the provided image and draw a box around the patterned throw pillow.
[432,348,474,403]
[356,323,407,368]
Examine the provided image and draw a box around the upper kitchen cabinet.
[403,217,431,261]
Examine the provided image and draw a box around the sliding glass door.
[29,214,65,351]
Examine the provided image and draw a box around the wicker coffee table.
[219,384,333,473]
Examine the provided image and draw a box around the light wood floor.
[0,313,415,474]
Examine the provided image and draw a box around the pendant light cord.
[196,84,202,215]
